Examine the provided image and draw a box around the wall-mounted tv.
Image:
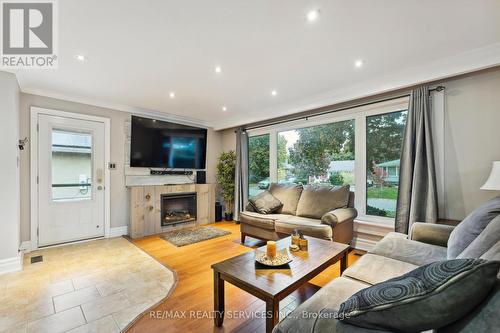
[130,116,207,169]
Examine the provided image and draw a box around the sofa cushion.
[447,195,500,259]
[296,185,350,219]
[370,232,447,266]
[269,183,303,215]
[239,211,292,230]
[275,216,333,239]
[338,259,500,332]
[273,277,371,333]
[480,240,500,272]
[248,190,283,214]
[343,254,418,285]
[458,215,500,259]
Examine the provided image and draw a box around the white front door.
[37,114,106,246]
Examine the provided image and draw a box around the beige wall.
[217,69,500,221]
[443,69,500,220]
[220,128,237,152]
[16,68,500,243]
[0,71,20,261]
[206,128,223,184]
[19,93,221,242]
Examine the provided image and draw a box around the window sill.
[355,215,395,228]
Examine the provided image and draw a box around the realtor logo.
[1,0,57,68]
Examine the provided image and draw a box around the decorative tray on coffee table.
[255,248,292,266]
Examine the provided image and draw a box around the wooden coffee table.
[211,236,350,333]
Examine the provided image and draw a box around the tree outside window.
[278,119,355,187]
[248,134,270,196]
[366,110,407,217]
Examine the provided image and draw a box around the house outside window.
[366,111,407,218]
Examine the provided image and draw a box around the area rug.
[160,226,231,246]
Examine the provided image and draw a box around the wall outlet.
[108,162,117,170]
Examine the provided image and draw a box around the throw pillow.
[295,185,350,219]
[269,183,303,215]
[248,191,282,214]
[458,214,500,259]
[337,259,499,332]
[447,195,500,259]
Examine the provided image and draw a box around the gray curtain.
[234,128,248,222]
[395,86,438,234]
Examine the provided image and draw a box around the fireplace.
[161,192,197,226]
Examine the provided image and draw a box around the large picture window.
[247,98,409,226]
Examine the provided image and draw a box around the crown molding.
[214,42,500,130]
[20,87,213,128]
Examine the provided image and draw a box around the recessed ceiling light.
[306,9,320,22]
[169,92,175,98]
[354,59,364,68]
[222,106,227,112]
[271,90,278,96]
[215,66,222,73]
[74,54,86,62]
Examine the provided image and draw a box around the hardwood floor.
[127,221,363,333]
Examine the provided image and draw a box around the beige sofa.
[240,183,357,244]
[273,220,500,333]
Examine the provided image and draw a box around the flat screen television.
[130,116,207,169]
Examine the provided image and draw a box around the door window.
[51,129,93,201]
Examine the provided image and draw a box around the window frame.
[247,97,410,227]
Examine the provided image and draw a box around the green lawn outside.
[367,186,398,200]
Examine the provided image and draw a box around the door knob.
[97,185,103,190]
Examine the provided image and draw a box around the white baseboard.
[351,237,378,252]
[0,254,23,275]
[109,226,129,238]
[19,241,32,253]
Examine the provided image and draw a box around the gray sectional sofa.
[240,183,357,244]
[273,216,500,332]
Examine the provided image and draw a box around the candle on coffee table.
[266,241,276,258]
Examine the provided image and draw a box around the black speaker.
[215,202,223,222]
[196,171,206,184]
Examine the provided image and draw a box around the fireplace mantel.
[129,184,216,238]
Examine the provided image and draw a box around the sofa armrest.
[321,208,358,226]
[409,222,455,247]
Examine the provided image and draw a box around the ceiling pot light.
[271,90,278,96]
[169,92,175,98]
[222,106,227,112]
[215,66,222,73]
[74,54,86,62]
[354,59,364,68]
[306,9,320,22]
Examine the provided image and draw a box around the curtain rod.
[242,85,445,132]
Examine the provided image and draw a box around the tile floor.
[0,237,175,333]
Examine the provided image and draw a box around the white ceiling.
[11,0,500,130]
